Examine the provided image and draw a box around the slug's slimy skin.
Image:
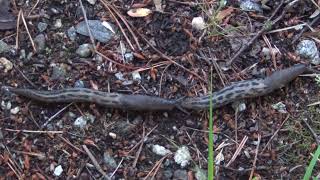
[181,64,307,109]
[2,64,307,111]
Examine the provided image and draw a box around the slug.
[180,63,307,109]
[1,64,307,111]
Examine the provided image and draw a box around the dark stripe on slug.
[251,81,260,86]
[217,96,224,101]
[236,83,250,88]
[235,90,246,94]
[225,93,234,99]
[108,94,119,98]
[216,86,235,96]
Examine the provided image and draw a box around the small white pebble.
[54,19,62,28]
[10,107,20,114]
[174,146,191,168]
[191,17,206,30]
[152,144,171,156]
[53,165,63,177]
[132,71,141,82]
[0,57,13,73]
[109,132,117,139]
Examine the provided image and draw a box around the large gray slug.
[1,64,307,111]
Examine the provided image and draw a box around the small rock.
[103,151,117,169]
[163,170,173,179]
[75,20,115,43]
[0,57,13,73]
[74,80,85,88]
[27,52,33,60]
[152,144,172,156]
[67,26,77,41]
[240,0,263,12]
[109,132,117,139]
[10,107,20,114]
[74,113,95,128]
[86,0,97,4]
[0,40,10,53]
[174,146,191,168]
[115,72,125,80]
[34,34,46,52]
[53,165,63,177]
[132,71,141,82]
[231,101,246,112]
[50,65,66,80]
[173,169,188,180]
[271,102,287,114]
[50,7,61,15]
[124,52,134,63]
[1,101,11,110]
[122,80,133,86]
[37,22,48,32]
[54,19,62,28]
[195,166,207,180]
[296,39,320,65]
[76,44,94,58]
[74,116,88,128]
[191,17,206,30]
[19,49,26,59]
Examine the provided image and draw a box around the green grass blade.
[303,145,320,180]
[208,67,214,180]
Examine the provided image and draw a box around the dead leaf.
[127,8,152,17]
[24,155,30,170]
[216,7,234,22]
[83,139,98,148]
[150,68,157,80]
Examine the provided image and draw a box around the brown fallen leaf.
[216,7,234,22]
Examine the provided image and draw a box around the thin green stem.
[208,66,214,180]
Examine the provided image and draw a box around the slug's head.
[263,64,307,91]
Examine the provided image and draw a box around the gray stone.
[296,39,320,65]
[37,22,48,32]
[51,66,66,80]
[0,40,10,53]
[194,166,207,180]
[103,151,117,169]
[240,0,262,12]
[132,71,141,82]
[163,170,173,179]
[124,52,134,63]
[54,19,62,28]
[34,34,46,52]
[67,26,77,41]
[173,170,188,180]
[74,80,85,88]
[76,44,93,57]
[75,20,115,43]
[19,49,26,59]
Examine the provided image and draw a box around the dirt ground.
[1,0,320,179]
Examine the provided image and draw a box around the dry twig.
[261,114,290,153]
[249,134,261,180]
[82,145,109,179]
